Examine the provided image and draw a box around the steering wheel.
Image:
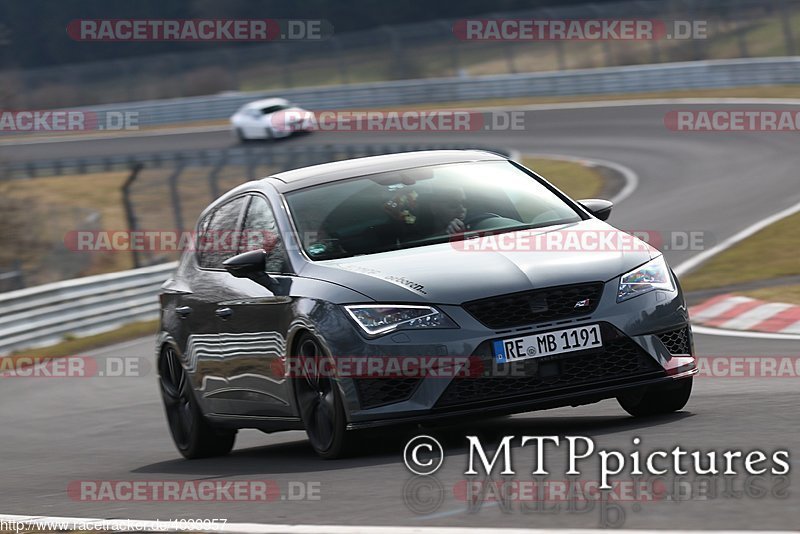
[464,212,502,230]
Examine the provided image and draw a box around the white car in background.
[230,98,314,141]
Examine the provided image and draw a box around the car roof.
[265,149,508,193]
[242,98,290,109]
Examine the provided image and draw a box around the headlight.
[617,255,675,302]
[344,305,457,337]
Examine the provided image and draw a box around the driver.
[428,186,467,235]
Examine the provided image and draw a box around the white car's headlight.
[344,305,457,337]
[617,255,675,302]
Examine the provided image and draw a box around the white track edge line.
[674,200,800,277]
[519,152,638,205]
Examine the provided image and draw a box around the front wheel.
[617,377,693,417]
[159,346,236,459]
[293,333,355,459]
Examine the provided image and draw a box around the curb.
[690,293,800,334]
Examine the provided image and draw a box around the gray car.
[157,150,696,459]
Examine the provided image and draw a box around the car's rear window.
[284,160,582,260]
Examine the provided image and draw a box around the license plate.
[492,324,603,363]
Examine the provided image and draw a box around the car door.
[215,193,296,418]
[186,195,249,415]
[242,108,265,138]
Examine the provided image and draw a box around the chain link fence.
[2,0,799,110]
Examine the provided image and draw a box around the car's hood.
[299,219,659,304]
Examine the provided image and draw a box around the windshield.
[261,104,290,114]
[284,160,582,260]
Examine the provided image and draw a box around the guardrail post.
[438,20,461,75]
[122,163,144,269]
[779,0,796,55]
[245,145,257,180]
[168,160,187,232]
[224,48,241,91]
[279,44,293,88]
[587,4,615,66]
[208,155,228,200]
[382,26,406,79]
[332,36,350,84]
[735,17,749,58]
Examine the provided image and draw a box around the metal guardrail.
[0,262,176,355]
[36,57,800,128]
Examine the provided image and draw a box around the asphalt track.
[1,102,799,530]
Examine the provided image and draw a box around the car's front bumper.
[322,281,694,426]
[346,371,696,430]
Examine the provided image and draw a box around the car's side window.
[196,196,247,269]
[240,195,288,274]
[194,212,214,266]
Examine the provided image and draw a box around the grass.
[680,211,800,292]
[522,157,605,200]
[739,284,800,306]
[1,320,158,368]
[0,164,276,285]
[1,171,131,274]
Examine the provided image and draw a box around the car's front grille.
[463,282,604,329]
[657,327,692,355]
[435,324,663,408]
[355,378,420,409]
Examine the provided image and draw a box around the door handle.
[215,307,233,320]
[176,306,192,319]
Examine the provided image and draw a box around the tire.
[617,377,693,417]
[235,128,247,143]
[292,333,354,459]
[265,127,275,141]
[159,346,236,459]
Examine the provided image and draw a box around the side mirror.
[578,199,613,221]
[223,249,267,279]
